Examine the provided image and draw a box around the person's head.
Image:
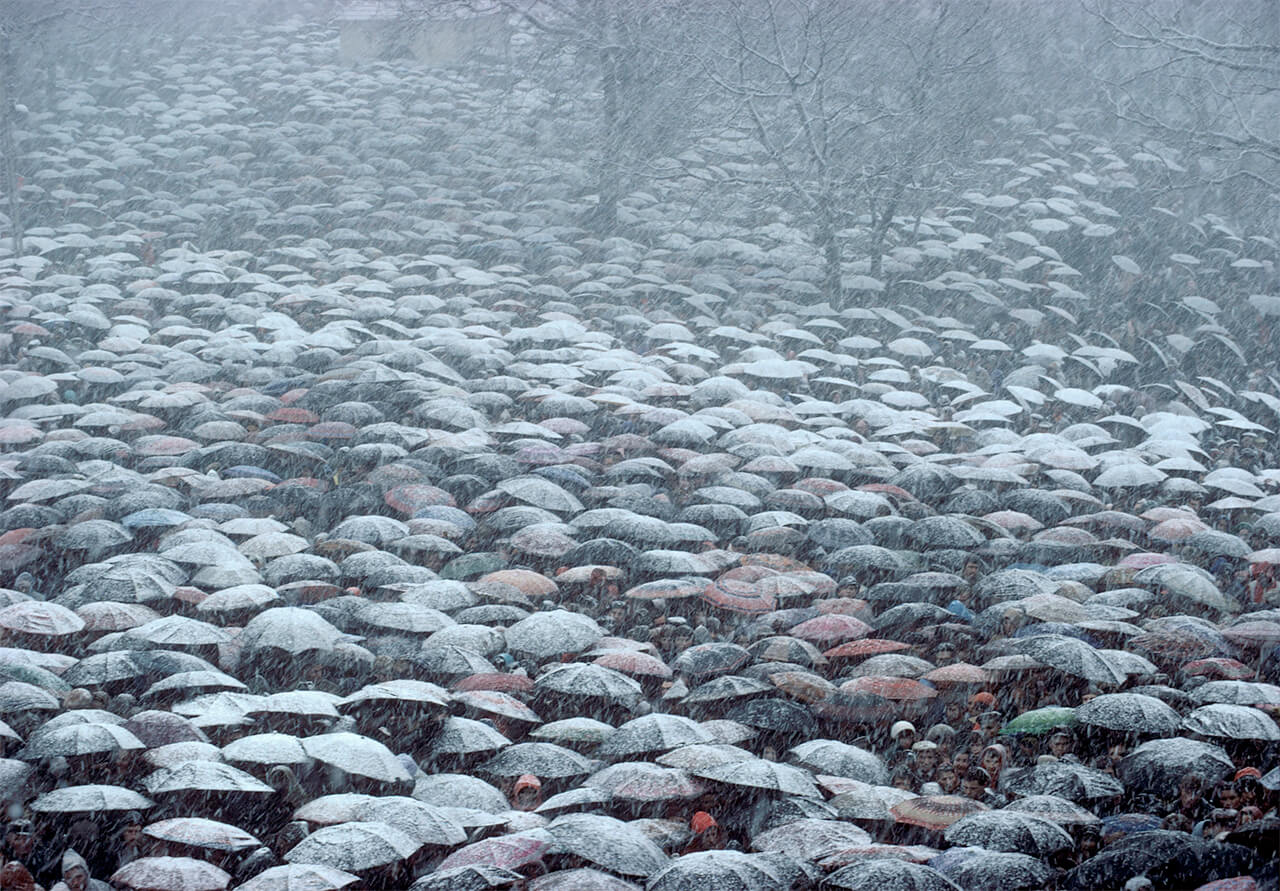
[0,861,34,891]
[968,691,995,716]
[951,750,970,775]
[120,812,142,846]
[1161,812,1192,832]
[1078,826,1101,857]
[60,849,90,891]
[1179,773,1204,808]
[911,741,939,775]
[933,643,956,665]
[890,767,914,791]
[2,824,32,861]
[1238,805,1263,826]
[961,560,980,583]
[689,810,720,846]
[1206,808,1237,837]
[944,701,965,726]
[1048,731,1074,758]
[891,721,916,748]
[961,768,991,800]
[1215,782,1241,810]
[980,744,1006,777]
[512,774,542,811]
[935,763,959,793]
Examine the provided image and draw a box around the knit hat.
[891,721,915,739]
[690,811,716,834]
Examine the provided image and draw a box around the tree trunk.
[817,212,842,306]
[591,40,621,232]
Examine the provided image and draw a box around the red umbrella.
[1148,517,1208,543]
[891,795,988,829]
[793,477,848,496]
[841,676,936,700]
[266,406,319,424]
[922,663,989,685]
[454,690,541,723]
[1182,658,1254,680]
[593,651,672,680]
[384,484,456,514]
[438,834,550,871]
[452,674,536,695]
[789,614,872,646]
[824,639,911,661]
[701,579,776,614]
[717,565,781,583]
[858,483,915,501]
[1118,552,1179,569]
[307,421,357,441]
[739,553,810,572]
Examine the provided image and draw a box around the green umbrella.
[999,706,1077,736]
[439,552,506,580]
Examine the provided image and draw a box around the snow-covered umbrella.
[285,821,423,872]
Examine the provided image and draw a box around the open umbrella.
[235,864,360,891]
[111,856,230,891]
[544,813,668,877]
[891,796,988,830]
[943,811,1072,856]
[286,821,423,872]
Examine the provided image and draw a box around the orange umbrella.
[480,569,558,597]
[890,794,988,829]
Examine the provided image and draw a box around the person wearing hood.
[48,850,106,891]
[510,774,542,811]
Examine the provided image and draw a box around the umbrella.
[751,818,871,860]
[1183,704,1280,740]
[302,733,413,784]
[411,866,526,890]
[479,743,596,779]
[943,811,1073,856]
[646,850,789,891]
[998,707,1077,737]
[110,856,230,891]
[285,821,423,871]
[31,784,153,813]
[1000,762,1124,801]
[144,761,275,796]
[690,758,820,798]
[789,739,888,785]
[890,796,988,830]
[1117,738,1235,789]
[1074,692,1181,735]
[946,851,1053,891]
[824,860,960,891]
[535,663,643,709]
[1003,794,1101,825]
[437,833,551,872]
[585,762,705,801]
[544,813,668,876]
[527,868,641,891]
[597,714,714,757]
[235,864,360,891]
[1067,830,1256,891]
[506,611,604,659]
[143,818,261,852]
[1009,635,1127,685]
[354,797,468,847]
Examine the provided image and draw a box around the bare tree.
[691,0,999,304]
[1087,0,1280,221]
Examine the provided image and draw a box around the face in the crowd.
[6,832,34,860]
[65,870,88,891]
[981,748,1003,775]
[961,777,986,800]
[952,752,970,774]
[945,702,964,725]
[1217,786,1241,810]
[1049,734,1072,757]
[915,749,938,775]
[936,767,958,793]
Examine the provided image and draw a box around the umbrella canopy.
[235,864,360,891]
[690,758,820,798]
[544,813,668,876]
[143,817,261,853]
[824,860,960,891]
[943,811,1073,856]
[1074,692,1181,735]
[111,856,231,891]
[285,821,423,871]
[890,795,988,830]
